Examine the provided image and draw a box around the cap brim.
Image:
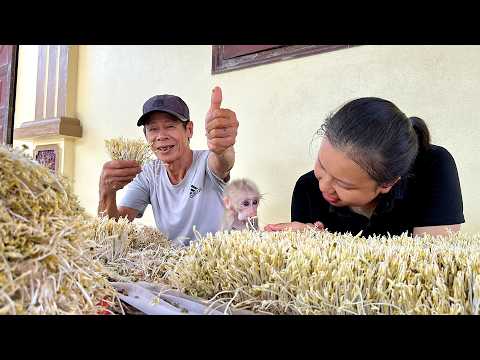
[137,109,188,126]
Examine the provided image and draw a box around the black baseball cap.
[137,94,190,126]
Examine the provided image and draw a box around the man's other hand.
[99,160,141,195]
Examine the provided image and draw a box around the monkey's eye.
[252,199,258,205]
[242,200,250,207]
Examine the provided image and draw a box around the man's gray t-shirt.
[118,150,225,244]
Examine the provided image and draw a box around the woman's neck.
[350,206,374,219]
[350,199,378,219]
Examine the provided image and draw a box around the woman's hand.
[264,221,324,232]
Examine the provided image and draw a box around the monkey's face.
[237,196,259,221]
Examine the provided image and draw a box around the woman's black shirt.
[291,145,464,236]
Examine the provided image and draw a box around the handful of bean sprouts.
[105,137,153,166]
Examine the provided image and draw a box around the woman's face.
[314,139,394,208]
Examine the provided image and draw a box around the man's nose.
[152,133,168,141]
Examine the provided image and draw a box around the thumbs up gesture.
[205,86,239,155]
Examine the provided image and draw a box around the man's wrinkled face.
[144,112,193,164]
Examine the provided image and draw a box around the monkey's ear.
[223,197,231,208]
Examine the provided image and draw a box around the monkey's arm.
[221,208,236,231]
[208,146,235,182]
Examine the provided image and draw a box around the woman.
[265,97,464,237]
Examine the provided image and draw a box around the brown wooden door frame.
[0,45,19,145]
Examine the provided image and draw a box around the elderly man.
[98,87,238,244]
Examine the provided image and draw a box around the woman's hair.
[319,97,431,185]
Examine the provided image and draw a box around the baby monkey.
[221,178,261,231]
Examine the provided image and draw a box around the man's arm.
[205,87,239,181]
[98,192,139,221]
[208,146,235,181]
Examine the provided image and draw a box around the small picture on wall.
[34,144,60,173]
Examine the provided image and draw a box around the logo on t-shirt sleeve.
[189,184,202,199]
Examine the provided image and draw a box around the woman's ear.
[378,177,401,194]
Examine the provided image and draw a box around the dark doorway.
[0,45,18,145]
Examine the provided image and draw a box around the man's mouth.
[155,145,175,153]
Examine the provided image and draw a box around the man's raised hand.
[205,86,239,155]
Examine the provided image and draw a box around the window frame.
[212,45,353,74]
